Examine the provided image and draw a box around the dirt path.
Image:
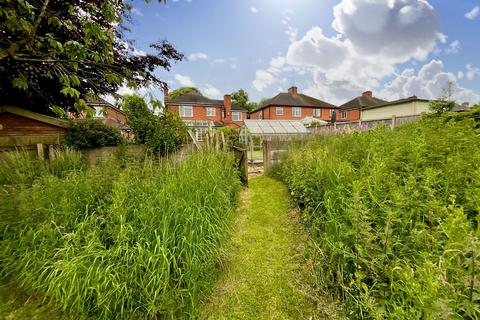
[200,176,337,319]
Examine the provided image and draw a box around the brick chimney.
[224,94,232,121]
[288,86,298,95]
[163,86,169,104]
[362,90,372,98]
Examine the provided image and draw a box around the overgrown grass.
[0,150,241,319]
[274,110,480,319]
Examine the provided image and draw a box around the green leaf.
[12,75,28,90]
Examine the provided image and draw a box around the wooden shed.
[0,105,69,147]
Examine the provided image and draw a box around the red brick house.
[338,91,387,122]
[165,92,247,140]
[249,87,338,121]
[75,97,133,140]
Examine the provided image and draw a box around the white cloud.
[250,7,259,14]
[131,7,143,17]
[253,70,276,91]
[436,32,448,44]
[332,0,438,62]
[466,64,480,81]
[119,41,146,57]
[202,84,221,98]
[465,6,479,20]
[445,40,461,55]
[214,58,226,63]
[174,74,195,87]
[188,52,208,61]
[285,26,298,42]
[379,60,480,103]
[270,56,286,68]
[457,71,465,80]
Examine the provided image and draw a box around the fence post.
[36,143,45,160]
[263,140,269,174]
[391,115,397,129]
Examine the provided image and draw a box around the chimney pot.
[362,91,373,98]
[288,86,298,95]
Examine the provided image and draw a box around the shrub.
[65,119,124,149]
[146,110,188,156]
[0,151,240,319]
[275,116,480,319]
[217,126,240,150]
[121,95,158,144]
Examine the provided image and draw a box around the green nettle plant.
[0,150,241,319]
[274,112,480,319]
[65,119,125,148]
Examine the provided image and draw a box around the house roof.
[339,95,387,110]
[85,96,126,115]
[165,92,248,112]
[243,120,308,135]
[0,105,69,128]
[363,96,430,111]
[252,92,338,113]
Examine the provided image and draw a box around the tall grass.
[0,150,240,319]
[275,113,480,319]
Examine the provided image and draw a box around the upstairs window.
[292,107,301,117]
[276,107,284,116]
[341,111,347,119]
[180,105,193,117]
[206,107,216,117]
[232,111,242,121]
[314,108,321,117]
[94,107,104,118]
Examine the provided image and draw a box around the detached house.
[361,96,430,121]
[249,86,338,121]
[165,92,247,140]
[338,91,387,122]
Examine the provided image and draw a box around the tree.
[65,119,124,149]
[167,87,201,100]
[0,0,183,116]
[429,81,456,115]
[147,110,188,156]
[120,94,158,144]
[231,89,258,112]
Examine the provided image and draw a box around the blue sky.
[124,0,480,105]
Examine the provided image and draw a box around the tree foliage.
[65,119,124,148]
[120,94,158,144]
[167,87,201,101]
[429,99,456,115]
[231,89,257,112]
[0,0,183,115]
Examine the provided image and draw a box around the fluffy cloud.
[465,6,479,20]
[250,7,259,14]
[202,84,221,98]
[379,60,480,103]
[188,52,208,61]
[466,64,480,81]
[253,70,276,91]
[174,74,195,87]
[332,0,438,61]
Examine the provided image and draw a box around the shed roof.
[0,105,69,128]
[243,120,308,135]
[363,96,430,110]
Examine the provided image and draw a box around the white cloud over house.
[174,74,195,87]
[465,6,479,20]
[202,84,221,98]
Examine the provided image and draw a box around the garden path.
[199,175,337,319]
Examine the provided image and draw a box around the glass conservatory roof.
[243,120,308,135]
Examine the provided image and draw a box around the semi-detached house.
[165,92,247,140]
[338,91,387,122]
[249,86,338,121]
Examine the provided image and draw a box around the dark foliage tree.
[231,89,257,112]
[120,94,158,144]
[0,0,183,115]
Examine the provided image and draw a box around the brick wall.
[251,106,335,121]
[167,104,223,122]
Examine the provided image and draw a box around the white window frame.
[232,111,242,121]
[292,107,301,117]
[276,107,284,116]
[329,109,335,118]
[314,108,321,117]
[94,107,104,118]
[206,107,216,117]
[341,111,347,119]
[180,105,193,117]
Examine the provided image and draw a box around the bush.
[121,95,158,144]
[275,116,480,319]
[217,126,240,150]
[65,119,124,149]
[146,110,188,156]
[0,151,241,319]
